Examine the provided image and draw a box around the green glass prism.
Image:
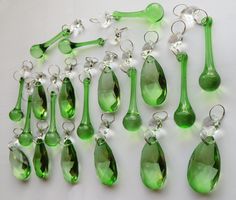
[61,139,79,184]
[59,77,75,119]
[9,147,31,181]
[98,66,120,113]
[33,138,49,179]
[199,17,221,91]
[141,55,167,107]
[140,137,167,190]
[94,138,117,186]
[32,81,47,120]
[187,137,221,194]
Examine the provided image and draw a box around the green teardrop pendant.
[33,138,49,179]
[59,77,76,119]
[123,67,142,131]
[187,137,221,194]
[140,137,167,190]
[94,138,117,186]
[18,95,33,146]
[9,77,24,122]
[141,55,167,107]
[98,66,120,113]
[32,81,47,120]
[9,147,31,181]
[61,139,79,184]
[45,91,61,146]
[199,17,221,91]
[174,53,196,128]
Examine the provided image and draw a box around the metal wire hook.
[173,4,188,17]
[209,104,225,123]
[62,121,75,135]
[144,31,159,44]
[101,113,115,126]
[193,8,209,25]
[171,20,187,35]
[120,39,134,53]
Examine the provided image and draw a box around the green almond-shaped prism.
[9,147,31,181]
[98,66,120,113]
[187,137,221,194]
[32,81,47,120]
[94,138,117,186]
[141,55,167,107]
[33,138,49,179]
[140,137,167,190]
[61,139,79,184]
[59,77,76,119]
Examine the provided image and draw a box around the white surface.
[0,0,235,199]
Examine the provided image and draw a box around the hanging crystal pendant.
[9,146,31,181]
[61,138,79,184]
[32,81,47,120]
[33,138,49,179]
[59,77,76,119]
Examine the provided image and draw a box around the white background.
[0,0,235,199]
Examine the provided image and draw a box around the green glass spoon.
[199,17,221,91]
[174,52,195,128]
[9,77,24,122]
[30,28,70,59]
[112,3,164,23]
[58,38,105,55]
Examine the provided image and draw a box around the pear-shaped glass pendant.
[141,55,167,107]
[45,91,61,146]
[33,138,49,179]
[59,77,75,119]
[58,38,105,55]
[112,3,164,23]
[77,77,94,139]
[98,66,120,113]
[61,138,79,184]
[9,77,24,122]
[32,81,47,120]
[9,145,31,181]
[18,95,33,146]
[123,67,142,131]
[141,136,167,190]
[94,138,117,186]
[30,27,71,59]
[199,17,221,91]
[174,52,195,128]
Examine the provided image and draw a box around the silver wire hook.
[144,31,159,44]
[120,39,134,53]
[101,113,115,125]
[209,104,225,123]
[22,60,34,72]
[193,8,209,25]
[171,20,187,35]
[62,121,75,135]
[48,64,60,76]
[78,72,92,83]
[36,121,49,133]
[173,4,188,17]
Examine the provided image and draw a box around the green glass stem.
[18,95,33,146]
[174,53,196,128]
[58,37,105,54]
[77,78,94,140]
[9,77,24,122]
[30,28,70,59]
[45,91,61,146]
[199,17,221,91]
[112,3,164,23]
[123,68,142,131]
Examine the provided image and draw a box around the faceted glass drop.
[9,147,31,181]
[140,137,167,190]
[32,81,47,120]
[187,137,221,194]
[141,55,167,107]
[61,139,79,184]
[59,77,76,119]
[98,66,120,113]
[33,138,49,179]
[94,138,117,186]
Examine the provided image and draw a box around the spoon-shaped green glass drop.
[32,81,47,120]
[58,38,105,55]
[45,91,61,146]
[174,53,196,128]
[18,95,33,146]
[112,3,164,23]
[123,68,142,131]
[9,77,24,122]
[77,78,94,139]
[30,28,70,59]
[199,17,221,91]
